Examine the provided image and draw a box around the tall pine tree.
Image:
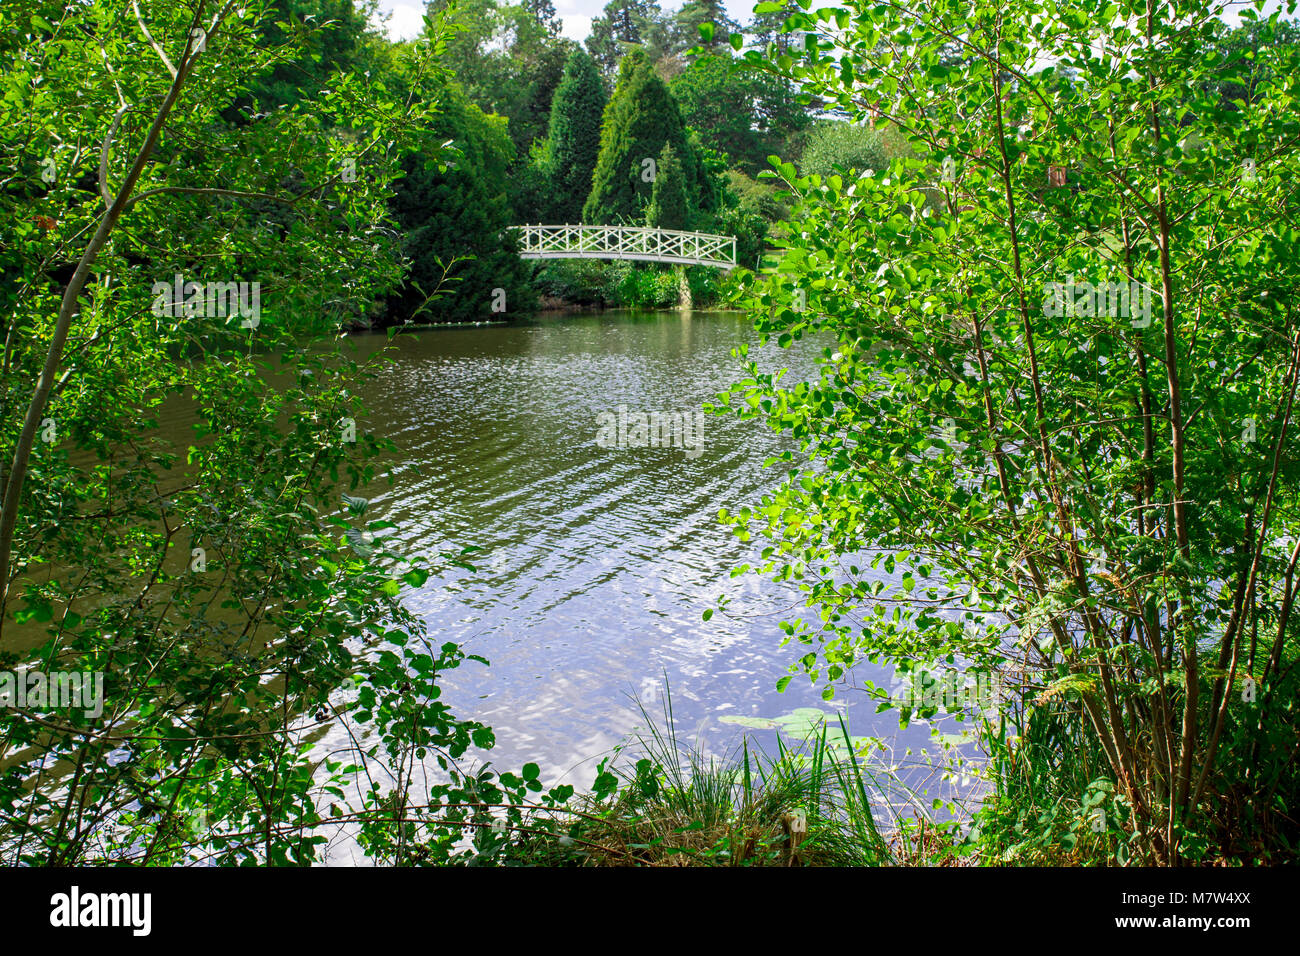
[541,50,607,222]
[670,1,740,52]
[582,51,715,225]
[584,0,663,76]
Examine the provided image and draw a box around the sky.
[371,0,1288,45]
[373,0,760,45]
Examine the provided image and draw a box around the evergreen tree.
[747,4,797,49]
[646,143,690,229]
[582,51,714,224]
[424,0,577,156]
[521,0,561,33]
[671,56,812,173]
[541,50,607,222]
[385,86,536,322]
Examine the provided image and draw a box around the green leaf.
[402,568,430,588]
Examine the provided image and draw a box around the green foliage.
[668,1,741,54]
[725,168,784,221]
[797,119,904,179]
[974,700,1136,864]
[426,0,577,156]
[646,143,691,229]
[533,259,732,309]
[229,0,382,115]
[671,54,810,174]
[684,265,726,306]
[538,49,608,222]
[746,2,798,49]
[0,0,542,865]
[511,138,555,222]
[1197,15,1300,106]
[614,263,681,308]
[582,50,715,225]
[584,0,747,78]
[533,259,621,306]
[495,685,897,866]
[585,0,665,76]
[385,85,537,323]
[720,0,1300,865]
[706,170,775,271]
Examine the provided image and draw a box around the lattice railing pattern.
[510,224,737,269]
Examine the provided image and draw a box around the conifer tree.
[582,51,714,224]
[646,143,690,229]
[386,86,535,321]
[541,50,608,222]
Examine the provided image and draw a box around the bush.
[721,0,1300,865]
[534,259,619,306]
[615,265,680,308]
[799,120,891,178]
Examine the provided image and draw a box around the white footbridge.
[511,224,737,270]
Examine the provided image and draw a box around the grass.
[970,698,1122,865]
[970,644,1300,866]
[493,684,972,867]
[482,636,1300,866]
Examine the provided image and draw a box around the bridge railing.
[510,224,737,269]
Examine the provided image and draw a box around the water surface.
[337,310,945,790]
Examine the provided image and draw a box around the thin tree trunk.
[0,6,222,621]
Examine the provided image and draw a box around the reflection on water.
[317,309,949,795]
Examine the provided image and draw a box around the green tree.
[671,54,810,173]
[521,0,561,32]
[539,49,607,222]
[386,85,536,322]
[722,0,1300,864]
[798,119,895,177]
[670,0,739,52]
[1197,16,1300,107]
[582,50,714,224]
[584,0,664,76]
[0,0,556,865]
[230,0,380,114]
[711,169,776,269]
[425,0,576,155]
[646,142,690,229]
[746,2,795,49]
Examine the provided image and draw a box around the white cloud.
[373,1,426,42]
[560,15,592,43]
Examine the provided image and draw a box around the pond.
[323,309,958,797]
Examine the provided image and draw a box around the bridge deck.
[511,224,737,270]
